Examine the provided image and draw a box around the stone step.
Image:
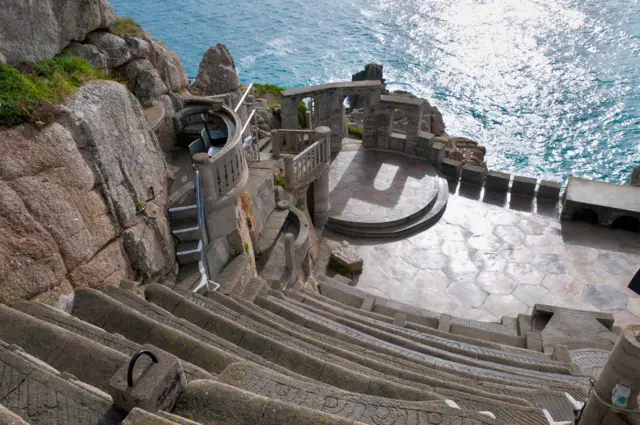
[171,221,201,242]
[290,290,569,373]
[316,274,525,347]
[257,136,271,152]
[173,380,376,425]
[0,403,30,425]
[176,262,204,291]
[298,288,548,358]
[143,284,441,402]
[122,408,202,425]
[0,303,130,394]
[0,342,125,425]
[218,361,504,425]
[173,286,575,424]
[99,286,321,384]
[168,204,198,221]
[71,288,242,375]
[176,240,202,265]
[12,300,214,383]
[327,177,449,238]
[259,295,590,394]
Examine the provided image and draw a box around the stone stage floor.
[322,143,640,327]
[328,148,440,224]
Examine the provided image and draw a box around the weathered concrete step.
[12,300,214,383]
[328,178,449,237]
[0,304,129,394]
[0,343,124,425]
[220,361,500,425]
[176,262,204,291]
[71,288,242,374]
[99,286,321,385]
[174,380,376,425]
[176,240,202,265]
[168,204,198,221]
[174,285,577,423]
[299,288,548,358]
[261,296,591,393]
[316,274,524,347]
[257,136,271,152]
[0,403,30,425]
[122,408,201,425]
[171,221,201,242]
[290,290,569,373]
[144,284,439,402]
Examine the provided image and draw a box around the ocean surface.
[110,0,640,184]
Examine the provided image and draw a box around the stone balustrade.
[272,127,331,187]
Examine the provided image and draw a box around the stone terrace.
[321,148,640,328]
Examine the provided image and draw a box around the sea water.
[110,0,640,184]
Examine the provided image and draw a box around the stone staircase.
[0,273,614,425]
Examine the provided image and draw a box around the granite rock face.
[0,81,175,305]
[330,241,364,274]
[65,42,109,69]
[0,0,116,65]
[350,63,387,108]
[86,31,132,68]
[149,40,190,93]
[191,44,239,96]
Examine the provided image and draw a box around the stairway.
[0,274,609,424]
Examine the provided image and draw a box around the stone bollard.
[108,345,186,414]
[578,326,640,424]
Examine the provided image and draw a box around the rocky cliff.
[0,81,175,305]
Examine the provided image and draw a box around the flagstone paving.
[322,148,640,327]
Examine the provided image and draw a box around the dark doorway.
[612,216,640,233]
[628,268,640,295]
[307,182,316,225]
[572,208,599,225]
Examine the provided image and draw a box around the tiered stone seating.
[0,276,612,424]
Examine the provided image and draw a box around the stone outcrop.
[0,0,116,65]
[149,40,190,93]
[191,44,239,96]
[350,63,387,109]
[86,30,132,68]
[330,241,363,274]
[0,80,175,305]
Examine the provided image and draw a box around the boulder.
[0,53,6,65]
[191,44,239,96]
[65,42,108,69]
[330,241,363,274]
[134,68,169,107]
[127,37,151,59]
[149,40,189,92]
[349,63,387,109]
[120,58,154,84]
[632,165,640,187]
[0,0,115,65]
[86,30,131,68]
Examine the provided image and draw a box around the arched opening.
[344,92,364,140]
[612,216,640,233]
[571,208,599,225]
[299,97,313,129]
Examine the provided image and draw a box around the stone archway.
[612,216,640,233]
[572,208,599,225]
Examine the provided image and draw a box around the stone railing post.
[284,155,295,186]
[313,172,330,227]
[315,126,331,162]
[284,233,295,271]
[579,326,640,425]
[306,111,313,129]
[271,130,280,158]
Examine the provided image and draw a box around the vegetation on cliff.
[0,55,107,125]
[110,17,140,37]
[254,83,284,98]
[347,125,363,139]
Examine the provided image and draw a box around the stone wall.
[0,81,175,305]
[280,82,382,154]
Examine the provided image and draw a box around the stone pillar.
[284,233,295,271]
[284,155,295,186]
[306,111,313,129]
[271,130,280,158]
[313,172,330,228]
[314,126,331,162]
[632,165,640,187]
[579,326,640,425]
[404,103,424,156]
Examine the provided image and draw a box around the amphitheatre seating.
[0,275,619,424]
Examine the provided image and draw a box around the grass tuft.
[254,83,285,98]
[0,55,108,126]
[110,17,140,37]
[347,126,363,139]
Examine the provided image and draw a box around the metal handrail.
[234,83,254,113]
[240,109,256,135]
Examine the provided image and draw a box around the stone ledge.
[512,175,537,196]
[485,171,511,192]
[440,158,462,179]
[538,180,562,200]
[461,164,485,186]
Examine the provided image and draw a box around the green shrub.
[254,83,285,98]
[347,126,363,139]
[298,101,308,128]
[111,17,139,37]
[0,55,107,126]
[273,175,287,189]
[244,242,249,253]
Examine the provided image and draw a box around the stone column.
[313,172,330,228]
[579,326,640,425]
[271,130,280,158]
[306,111,313,129]
[314,126,331,162]
[284,155,295,186]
